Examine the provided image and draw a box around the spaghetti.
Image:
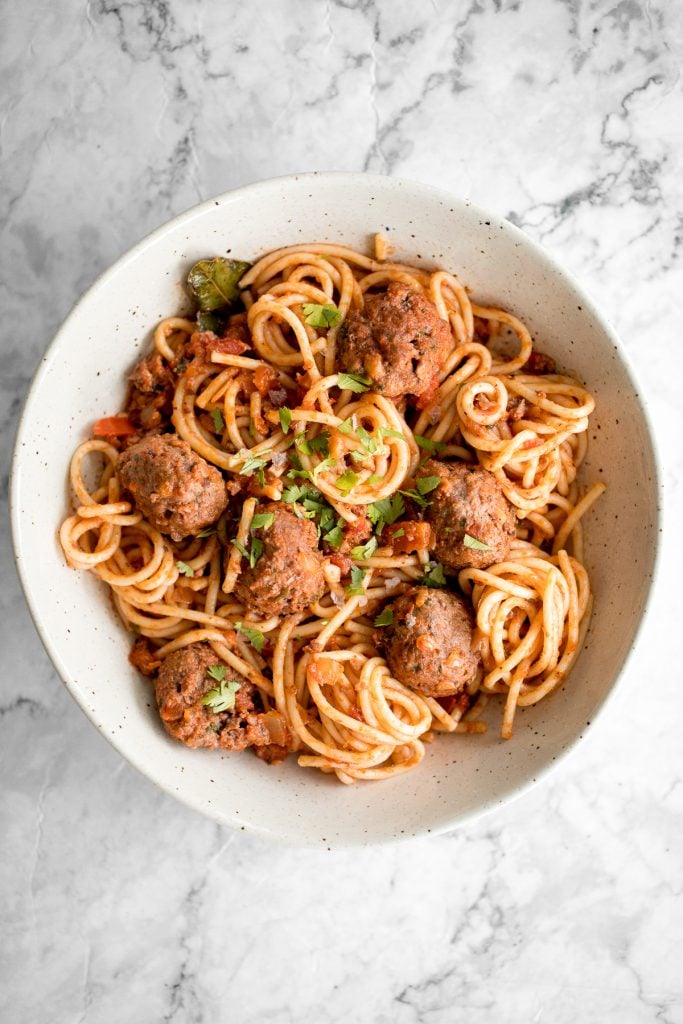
[59,239,604,782]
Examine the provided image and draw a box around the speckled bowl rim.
[10,172,663,846]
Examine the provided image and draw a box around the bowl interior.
[12,174,659,846]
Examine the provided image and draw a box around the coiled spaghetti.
[59,237,604,781]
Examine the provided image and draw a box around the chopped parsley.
[336,417,355,434]
[202,668,242,713]
[278,407,292,434]
[463,533,491,552]
[176,560,195,577]
[210,408,225,433]
[295,431,330,457]
[337,372,373,393]
[323,524,345,549]
[414,434,447,453]
[345,565,367,596]
[379,427,405,441]
[400,475,442,511]
[196,527,216,538]
[302,303,341,328]
[335,469,360,495]
[231,537,263,568]
[416,475,441,495]
[312,456,337,480]
[374,607,394,627]
[235,621,265,654]
[239,451,271,488]
[251,512,275,530]
[350,536,378,561]
[368,493,405,535]
[422,561,447,588]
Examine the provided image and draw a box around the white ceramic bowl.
[11,173,660,847]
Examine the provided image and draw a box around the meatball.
[418,459,515,570]
[382,587,480,697]
[118,434,228,541]
[234,502,325,617]
[154,642,268,750]
[337,281,451,398]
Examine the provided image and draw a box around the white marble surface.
[2,0,682,1020]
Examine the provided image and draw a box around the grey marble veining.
[2,1,682,1021]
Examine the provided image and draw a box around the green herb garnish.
[337,372,373,393]
[374,608,394,627]
[350,536,378,561]
[231,538,263,568]
[380,427,405,441]
[335,469,360,495]
[239,451,271,488]
[176,561,195,577]
[414,434,447,453]
[302,303,342,328]
[368,493,405,534]
[463,533,491,552]
[323,524,345,549]
[187,257,251,312]
[202,667,242,712]
[235,621,265,654]
[251,512,275,530]
[345,565,367,596]
[278,407,292,434]
[422,561,447,588]
[417,475,441,495]
[210,408,225,433]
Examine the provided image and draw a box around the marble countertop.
[2,1,682,1020]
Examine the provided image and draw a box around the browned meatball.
[337,282,451,398]
[154,642,268,750]
[382,587,480,697]
[418,459,515,570]
[118,435,228,541]
[234,501,325,617]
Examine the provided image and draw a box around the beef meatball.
[418,459,515,570]
[337,282,451,398]
[234,502,325,617]
[382,587,480,697]
[154,642,268,750]
[118,434,227,541]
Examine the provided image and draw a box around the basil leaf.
[196,309,229,334]
[374,608,393,627]
[187,257,251,312]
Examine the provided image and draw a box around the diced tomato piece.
[253,364,279,396]
[92,416,136,437]
[387,520,433,554]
